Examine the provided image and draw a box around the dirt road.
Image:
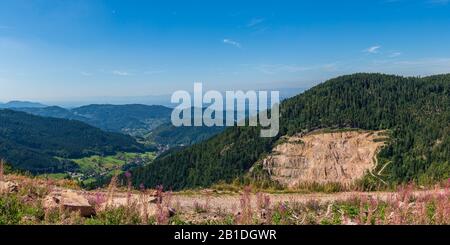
[85,188,447,213]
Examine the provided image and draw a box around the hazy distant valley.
[0,103,225,187]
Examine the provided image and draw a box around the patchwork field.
[42,152,157,186]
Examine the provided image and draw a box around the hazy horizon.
[0,86,305,108]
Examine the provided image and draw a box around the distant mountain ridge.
[0,101,47,108]
[13,104,173,137]
[11,104,226,147]
[5,87,305,148]
[72,104,172,135]
[0,109,147,173]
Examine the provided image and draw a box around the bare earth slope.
[262,130,386,187]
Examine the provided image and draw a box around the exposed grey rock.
[0,181,19,194]
[43,190,95,217]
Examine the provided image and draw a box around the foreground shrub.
[86,206,142,225]
[0,194,44,224]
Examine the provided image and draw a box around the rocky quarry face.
[262,130,386,188]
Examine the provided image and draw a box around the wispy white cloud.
[390,0,449,6]
[257,64,311,74]
[364,45,381,54]
[384,0,402,3]
[361,57,450,77]
[255,63,339,74]
[112,70,131,76]
[223,39,242,48]
[247,18,265,28]
[389,52,402,58]
[144,70,167,75]
[0,37,28,51]
[321,63,340,72]
[81,71,93,76]
[393,58,450,66]
[427,0,449,5]
[245,17,269,34]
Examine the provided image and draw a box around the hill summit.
[130,73,450,190]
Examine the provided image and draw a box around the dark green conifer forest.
[131,73,450,190]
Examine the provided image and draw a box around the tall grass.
[1,171,448,225]
[0,159,4,181]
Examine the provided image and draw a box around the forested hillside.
[13,104,225,147]
[0,101,47,108]
[71,104,172,135]
[15,106,86,121]
[0,110,146,173]
[147,122,225,147]
[15,104,172,136]
[130,73,450,190]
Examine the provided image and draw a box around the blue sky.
[1,0,450,103]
